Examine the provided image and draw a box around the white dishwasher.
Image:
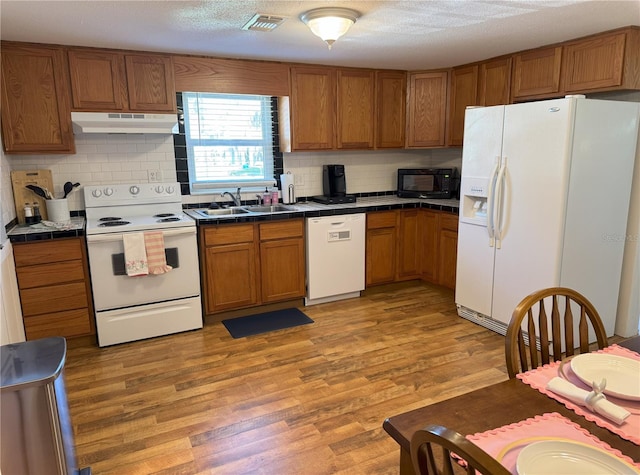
[305,213,366,306]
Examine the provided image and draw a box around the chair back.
[410,424,510,475]
[505,287,608,378]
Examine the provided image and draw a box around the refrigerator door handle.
[494,157,508,249]
[487,156,501,247]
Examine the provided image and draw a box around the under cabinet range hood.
[71,112,178,134]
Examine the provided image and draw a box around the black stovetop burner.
[98,220,131,227]
[159,217,181,222]
[99,216,122,221]
[153,213,175,218]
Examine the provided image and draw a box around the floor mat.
[222,308,314,338]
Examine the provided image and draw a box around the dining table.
[383,335,640,474]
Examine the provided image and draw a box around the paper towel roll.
[280,173,296,204]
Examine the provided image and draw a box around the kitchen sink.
[197,207,250,217]
[243,205,293,213]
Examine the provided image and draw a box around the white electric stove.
[84,183,202,347]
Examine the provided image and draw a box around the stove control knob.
[104,187,114,196]
[92,189,102,198]
[129,185,140,195]
[155,185,165,194]
[166,186,175,194]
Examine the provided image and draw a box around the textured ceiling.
[1,1,639,70]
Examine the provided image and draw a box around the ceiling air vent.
[242,14,286,32]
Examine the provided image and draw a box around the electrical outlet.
[148,170,162,182]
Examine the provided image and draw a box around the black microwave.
[397,168,458,199]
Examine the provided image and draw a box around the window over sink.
[175,92,281,195]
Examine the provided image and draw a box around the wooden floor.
[64,281,509,474]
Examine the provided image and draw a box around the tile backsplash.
[2,130,462,225]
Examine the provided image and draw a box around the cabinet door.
[205,243,258,313]
[337,69,375,149]
[124,54,176,112]
[376,71,406,148]
[397,209,420,280]
[449,65,478,146]
[563,32,626,92]
[290,66,335,150]
[419,210,439,282]
[438,229,458,290]
[68,49,126,110]
[1,43,74,153]
[406,71,448,148]
[438,214,459,290]
[260,238,305,303]
[366,228,397,286]
[478,57,512,106]
[512,46,562,100]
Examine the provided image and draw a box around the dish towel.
[546,377,631,425]
[123,233,148,276]
[144,231,172,275]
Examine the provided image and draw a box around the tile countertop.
[185,196,460,225]
[7,217,86,243]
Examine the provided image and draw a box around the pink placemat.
[466,412,640,473]
[517,344,640,445]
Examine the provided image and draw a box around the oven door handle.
[86,227,196,243]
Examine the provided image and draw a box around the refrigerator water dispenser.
[460,177,489,225]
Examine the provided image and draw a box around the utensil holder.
[46,199,70,222]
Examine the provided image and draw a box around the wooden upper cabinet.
[337,69,375,149]
[562,31,627,92]
[406,71,448,148]
[448,65,478,146]
[1,42,74,154]
[511,46,562,100]
[375,70,406,149]
[290,66,335,150]
[68,49,125,110]
[68,49,176,112]
[125,54,176,112]
[478,57,512,106]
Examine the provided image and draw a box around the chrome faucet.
[221,187,242,207]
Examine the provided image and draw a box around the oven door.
[86,227,200,311]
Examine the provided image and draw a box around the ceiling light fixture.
[300,7,360,49]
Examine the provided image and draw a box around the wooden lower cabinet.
[201,220,305,314]
[437,214,459,289]
[366,211,398,286]
[260,221,305,303]
[418,210,439,281]
[13,237,94,340]
[397,209,420,280]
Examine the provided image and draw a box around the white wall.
[283,148,462,197]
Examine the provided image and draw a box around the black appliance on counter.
[311,164,357,204]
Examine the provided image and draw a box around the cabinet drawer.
[260,220,303,241]
[24,308,92,340]
[20,282,88,317]
[367,211,397,229]
[16,260,85,289]
[13,238,83,266]
[440,213,459,232]
[203,224,254,246]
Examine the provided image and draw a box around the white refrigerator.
[455,97,640,337]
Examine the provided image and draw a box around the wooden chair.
[505,287,609,379]
[410,424,510,475]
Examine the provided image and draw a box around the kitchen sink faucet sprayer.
[221,187,242,206]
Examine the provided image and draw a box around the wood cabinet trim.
[259,219,304,241]
[68,49,127,110]
[13,238,83,266]
[336,68,376,149]
[203,224,255,246]
[406,71,448,148]
[511,46,562,99]
[124,53,176,112]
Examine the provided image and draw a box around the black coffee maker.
[312,164,356,204]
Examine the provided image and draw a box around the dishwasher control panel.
[328,230,351,241]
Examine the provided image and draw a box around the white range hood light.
[71,112,178,134]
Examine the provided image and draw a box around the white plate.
[517,440,639,475]
[570,353,640,401]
